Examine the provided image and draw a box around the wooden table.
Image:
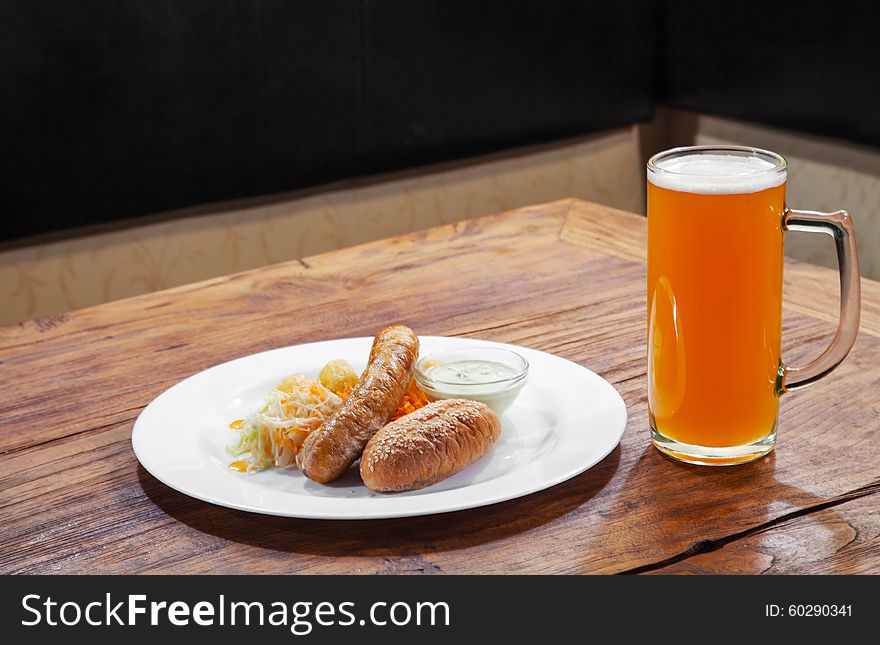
[2,199,879,574]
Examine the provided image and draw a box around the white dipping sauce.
[421,360,525,415]
[426,360,518,385]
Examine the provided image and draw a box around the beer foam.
[648,153,786,195]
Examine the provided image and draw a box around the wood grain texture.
[641,487,880,575]
[1,198,879,574]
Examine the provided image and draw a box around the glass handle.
[781,208,861,392]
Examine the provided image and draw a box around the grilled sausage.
[297,325,419,483]
[360,399,501,492]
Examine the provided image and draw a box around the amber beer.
[648,149,788,463]
[647,146,860,465]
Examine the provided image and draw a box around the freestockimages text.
[21,594,450,635]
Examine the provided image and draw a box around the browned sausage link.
[297,325,419,483]
[360,399,501,492]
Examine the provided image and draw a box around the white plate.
[132,336,626,519]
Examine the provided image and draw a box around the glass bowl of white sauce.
[415,347,529,416]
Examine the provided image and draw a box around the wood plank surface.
[1,198,878,574]
[642,489,880,575]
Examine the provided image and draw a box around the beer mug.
[647,146,860,465]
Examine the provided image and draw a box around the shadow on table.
[136,446,621,565]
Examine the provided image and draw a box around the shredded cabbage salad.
[228,374,341,472]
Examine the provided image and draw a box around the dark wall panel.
[5,1,879,243]
[0,1,362,241]
[1,1,658,242]
[362,0,658,174]
[661,0,880,148]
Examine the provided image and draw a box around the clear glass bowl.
[415,347,529,416]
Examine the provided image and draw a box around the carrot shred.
[389,379,430,421]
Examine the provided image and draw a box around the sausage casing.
[297,325,419,483]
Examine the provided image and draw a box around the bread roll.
[360,399,501,492]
